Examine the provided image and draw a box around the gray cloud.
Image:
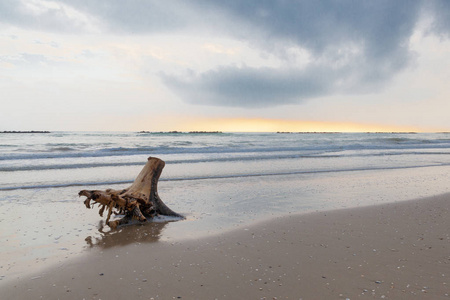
[162,66,332,108]
[0,0,199,34]
[3,1,449,38]
[2,0,449,108]
[163,0,427,107]
[161,53,402,108]
[57,0,189,34]
[426,0,450,38]
[1,0,110,34]
[0,53,52,66]
[195,1,420,56]
[0,1,80,33]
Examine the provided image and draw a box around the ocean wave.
[2,132,450,165]
[1,148,450,172]
[49,146,75,152]
[0,161,143,172]
[1,142,449,161]
[369,136,450,145]
[0,152,332,171]
[1,163,445,191]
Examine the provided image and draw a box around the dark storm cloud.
[2,0,449,107]
[164,0,427,107]
[426,0,450,38]
[195,0,420,57]
[161,52,405,108]
[162,65,332,108]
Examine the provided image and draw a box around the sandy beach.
[2,193,449,299]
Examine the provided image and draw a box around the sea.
[1,131,450,281]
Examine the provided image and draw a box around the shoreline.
[2,193,449,299]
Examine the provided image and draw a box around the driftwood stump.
[79,157,182,229]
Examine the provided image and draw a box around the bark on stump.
[79,157,182,229]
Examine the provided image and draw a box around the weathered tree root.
[79,157,183,229]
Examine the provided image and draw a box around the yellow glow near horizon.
[172,117,428,133]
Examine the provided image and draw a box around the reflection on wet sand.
[85,220,170,249]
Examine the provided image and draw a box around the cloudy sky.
[1,0,450,132]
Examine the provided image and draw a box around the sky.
[1,0,450,132]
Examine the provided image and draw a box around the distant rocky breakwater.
[1,131,50,134]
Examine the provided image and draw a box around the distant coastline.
[276,131,418,134]
[277,131,340,134]
[139,131,222,134]
[1,131,50,134]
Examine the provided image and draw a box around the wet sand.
[2,194,449,299]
